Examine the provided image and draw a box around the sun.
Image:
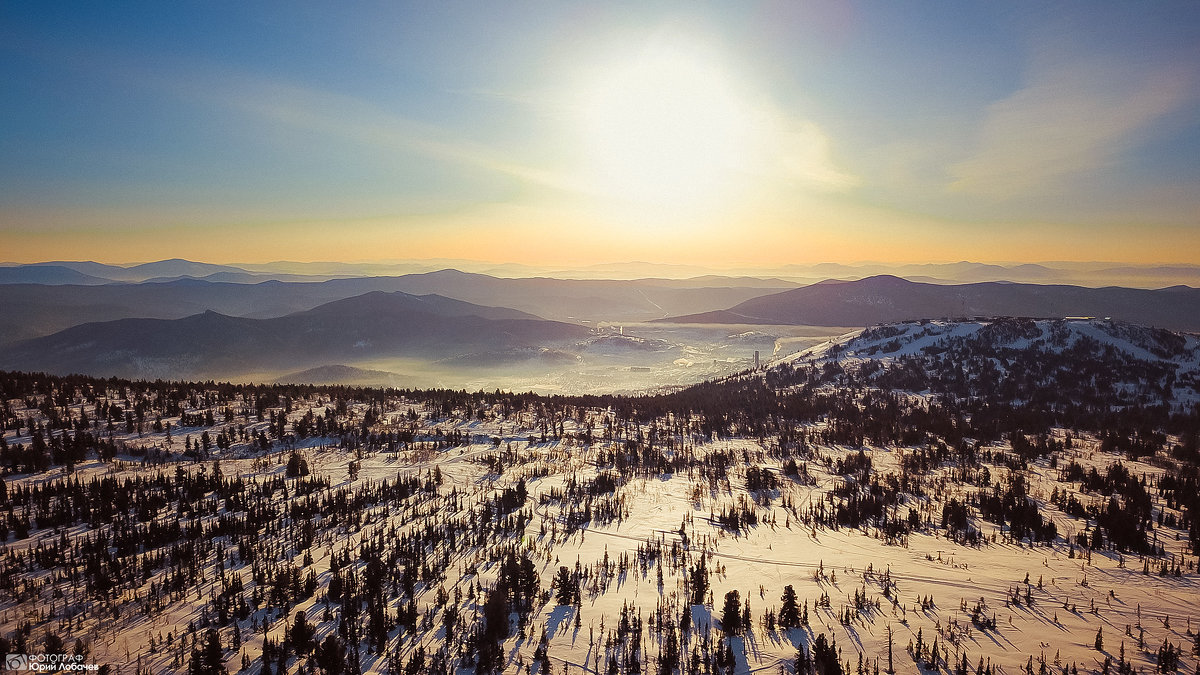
[574,38,762,221]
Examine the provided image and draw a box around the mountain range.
[663,275,1200,331]
[0,268,793,345]
[4,259,1200,385]
[0,291,589,380]
[5,257,1200,286]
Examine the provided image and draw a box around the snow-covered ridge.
[783,318,1199,366]
[774,317,1200,407]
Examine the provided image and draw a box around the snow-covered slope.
[775,318,1200,409]
[3,324,1199,675]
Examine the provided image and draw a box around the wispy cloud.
[769,118,859,192]
[204,76,586,195]
[3,31,579,199]
[949,54,1195,198]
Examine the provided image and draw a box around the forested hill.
[772,317,1200,407]
[0,291,589,380]
[1,318,1197,467]
[662,275,1200,331]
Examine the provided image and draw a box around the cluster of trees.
[1,325,1198,674]
[3,362,1196,562]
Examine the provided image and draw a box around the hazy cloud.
[770,118,859,192]
[208,77,584,195]
[949,55,1194,198]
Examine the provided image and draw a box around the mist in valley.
[275,323,852,394]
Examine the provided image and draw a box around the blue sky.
[2,1,1198,265]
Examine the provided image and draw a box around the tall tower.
[754,350,760,370]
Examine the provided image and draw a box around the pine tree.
[188,629,225,675]
[554,566,576,605]
[478,583,510,673]
[780,585,801,628]
[316,635,345,675]
[690,557,709,605]
[290,611,315,655]
[659,629,679,675]
[796,643,812,675]
[721,590,743,635]
[812,633,843,675]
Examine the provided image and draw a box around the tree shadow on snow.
[546,604,575,640]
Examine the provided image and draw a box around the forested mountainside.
[1,317,1198,674]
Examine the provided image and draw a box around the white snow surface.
[2,400,1197,674]
[774,318,1200,407]
[3,325,1200,674]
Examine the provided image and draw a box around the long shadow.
[781,625,812,652]
[546,604,575,640]
[743,629,763,666]
[840,621,865,654]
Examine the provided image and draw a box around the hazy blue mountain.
[18,261,130,279]
[328,269,791,321]
[0,270,790,345]
[771,262,1200,287]
[120,258,251,280]
[0,265,115,285]
[662,275,1200,331]
[14,259,252,282]
[0,291,589,379]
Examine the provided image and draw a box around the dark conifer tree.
[721,590,742,636]
[780,585,801,628]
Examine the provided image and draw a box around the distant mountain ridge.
[274,364,406,386]
[0,269,792,345]
[5,258,249,282]
[4,260,1200,350]
[8,257,1200,286]
[0,291,589,380]
[662,275,1200,331]
[0,265,114,285]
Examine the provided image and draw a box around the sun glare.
[574,39,762,222]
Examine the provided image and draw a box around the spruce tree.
[780,585,801,628]
[721,590,743,635]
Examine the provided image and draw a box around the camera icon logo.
[5,654,28,671]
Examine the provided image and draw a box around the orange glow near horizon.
[4,204,1199,268]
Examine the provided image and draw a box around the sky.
[2,1,1199,267]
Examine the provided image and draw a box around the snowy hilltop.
[773,317,1200,410]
